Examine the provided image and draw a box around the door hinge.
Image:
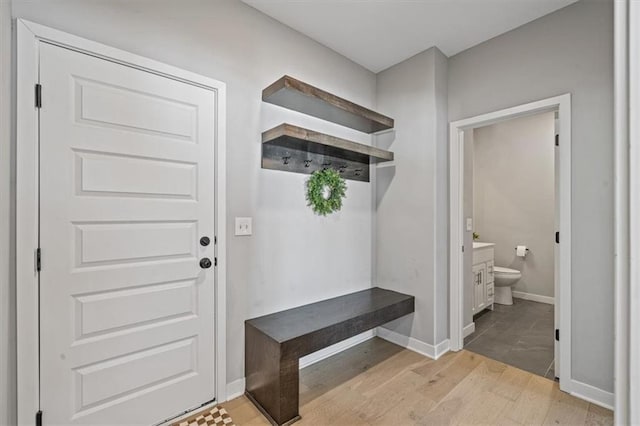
[555,232,560,244]
[555,134,559,147]
[35,84,42,108]
[36,248,42,272]
[35,410,42,426]
[555,329,560,341]
[462,245,464,253]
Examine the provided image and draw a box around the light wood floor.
[223,338,613,425]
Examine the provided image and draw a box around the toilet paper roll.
[516,245,528,257]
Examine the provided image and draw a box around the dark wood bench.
[244,287,415,425]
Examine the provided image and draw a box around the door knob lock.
[200,258,212,269]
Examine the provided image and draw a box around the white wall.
[8,0,376,405]
[449,0,614,393]
[375,47,449,348]
[473,112,556,298]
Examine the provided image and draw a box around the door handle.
[200,258,212,269]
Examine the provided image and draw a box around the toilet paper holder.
[514,247,531,253]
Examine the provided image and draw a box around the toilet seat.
[494,266,520,276]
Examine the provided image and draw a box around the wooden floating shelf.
[263,75,394,134]
[262,124,394,182]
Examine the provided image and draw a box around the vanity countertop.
[473,242,495,249]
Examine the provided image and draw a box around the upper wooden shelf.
[262,75,394,134]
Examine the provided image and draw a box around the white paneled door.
[39,43,216,424]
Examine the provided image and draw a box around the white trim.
[570,380,615,411]
[463,323,475,338]
[512,291,555,305]
[448,94,572,395]
[434,339,451,359]
[631,0,640,421]
[226,378,246,402]
[623,1,640,424]
[376,327,450,360]
[449,118,464,353]
[299,330,375,369]
[614,0,630,422]
[0,3,13,424]
[16,20,40,425]
[214,59,228,406]
[16,19,228,422]
[225,331,376,403]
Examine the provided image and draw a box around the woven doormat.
[173,406,234,426]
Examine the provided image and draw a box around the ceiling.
[242,0,578,72]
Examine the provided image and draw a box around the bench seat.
[244,287,415,425]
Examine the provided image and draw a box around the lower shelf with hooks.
[261,123,394,182]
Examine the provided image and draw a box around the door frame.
[448,94,571,391]
[16,19,228,424]
[614,0,639,423]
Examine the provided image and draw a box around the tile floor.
[464,298,556,379]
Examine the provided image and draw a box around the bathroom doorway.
[448,95,572,393]
[464,111,556,378]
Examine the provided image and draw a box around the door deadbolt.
[200,236,211,247]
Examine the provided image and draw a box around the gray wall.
[449,0,614,392]
[375,47,449,347]
[474,112,556,298]
[0,0,615,420]
[7,0,377,405]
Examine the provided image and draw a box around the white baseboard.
[434,339,451,359]
[512,291,555,305]
[299,330,376,369]
[226,328,452,403]
[226,378,245,402]
[225,331,376,402]
[569,379,614,410]
[463,323,475,338]
[376,327,450,360]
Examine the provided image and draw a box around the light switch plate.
[235,217,252,236]
[466,217,473,232]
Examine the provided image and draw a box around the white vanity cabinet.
[472,243,495,313]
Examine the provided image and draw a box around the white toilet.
[493,266,522,305]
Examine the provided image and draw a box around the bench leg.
[245,324,301,425]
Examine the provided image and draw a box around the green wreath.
[306,169,347,216]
